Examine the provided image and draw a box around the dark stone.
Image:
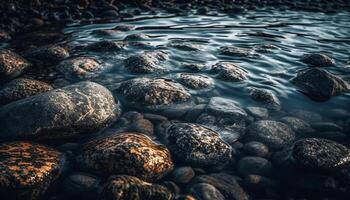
[280,116,315,136]
[179,73,213,89]
[63,172,100,197]
[85,40,124,52]
[249,88,280,110]
[211,62,248,82]
[246,106,269,119]
[56,57,101,80]
[24,45,69,64]
[0,49,31,82]
[189,183,225,200]
[171,166,195,184]
[124,51,168,73]
[243,141,269,157]
[301,53,335,67]
[219,46,253,57]
[237,156,273,177]
[124,33,149,41]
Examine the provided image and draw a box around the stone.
[237,156,273,177]
[245,120,295,149]
[290,109,322,123]
[0,78,52,106]
[292,138,350,170]
[246,106,269,119]
[56,57,101,80]
[0,142,66,200]
[100,175,173,200]
[24,45,69,63]
[249,88,280,109]
[63,172,100,197]
[124,33,149,41]
[166,123,232,167]
[119,78,191,105]
[80,133,173,181]
[171,166,195,184]
[85,40,124,52]
[301,53,335,67]
[183,63,205,71]
[280,116,315,135]
[243,141,269,157]
[93,29,121,36]
[0,31,11,42]
[179,73,213,89]
[191,173,249,200]
[124,51,168,73]
[0,49,31,82]
[189,183,225,200]
[0,81,120,141]
[211,62,248,82]
[168,42,201,51]
[291,68,350,99]
[219,46,253,57]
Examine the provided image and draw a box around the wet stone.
[85,40,124,52]
[124,33,149,41]
[249,88,280,110]
[190,183,225,200]
[113,25,135,31]
[301,53,335,67]
[0,81,120,141]
[100,175,173,200]
[171,166,195,184]
[124,51,168,73]
[211,62,248,82]
[245,120,295,149]
[0,142,66,200]
[292,138,350,170]
[237,156,273,177]
[246,106,269,119]
[166,123,232,167]
[168,42,201,51]
[24,45,69,64]
[0,78,52,106]
[291,68,350,99]
[0,31,11,42]
[119,78,191,105]
[80,133,173,181]
[290,109,322,123]
[0,49,31,82]
[56,57,101,80]
[243,141,269,157]
[92,29,121,36]
[183,63,205,71]
[280,116,315,136]
[219,46,253,57]
[179,73,213,89]
[109,111,154,136]
[63,172,100,197]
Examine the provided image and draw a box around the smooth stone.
[161,181,180,196]
[63,172,100,197]
[243,141,269,157]
[179,73,213,89]
[249,88,280,110]
[124,51,168,73]
[171,166,195,184]
[237,156,273,177]
[0,142,66,200]
[100,175,173,200]
[56,57,101,80]
[80,133,173,181]
[280,116,315,135]
[124,33,149,40]
[243,175,275,194]
[245,120,295,149]
[219,46,253,57]
[0,81,120,141]
[206,97,247,119]
[190,183,225,200]
[0,49,31,82]
[109,111,154,136]
[24,45,69,63]
[85,40,124,52]
[168,42,201,51]
[290,109,322,123]
[119,78,191,105]
[183,63,205,71]
[292,138,350,170]
[246,106,269,119]
[166,123,232,167]
[0,78,52,106]
[184,104,206,122]
[301,53,335,67]
[211,62,248,82]
[113,25,135,31]
[0,31,11,42]
[311,122,343,132]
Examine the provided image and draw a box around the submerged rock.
[292,138,350,170]
[249,88,280,109]
[0,81,120,141]
[100,175,173,200]
[119,78,191,105]
[80,133,173,181]
[179,73,213,89]
[190,183,225,200]
[85,40,124,52]
[183,63,205,71]
[246,106,269,119]
[24,45,69,63]
[237,156,272,177]
[56,57,101,80]
[0,78,52,106]
[0,142,66,200]
[63,172,100,197]
[291,68,350,99]
[0,49,31,82]
[280,116,315,136]
[245,120,295,149]
[0,31,11,42]
[124,51,168,73]
[211,62,248,82]
[219,46,253,57]
[168,42,201,51]
[171,166,195,184]
[124,33,149,41]
[301,53,335,67]
[166,123,232,167]
[243,141,269,157]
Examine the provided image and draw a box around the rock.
[0,31,11,42]
[290,109,322,123]
[243,175,275,195]
[100,175,173,200]
[183,63,205,71]
[63,172,100,197]
[245,120,295,149]
[0,49,31,82]
[0,141,66,200]
[166,123,232,167]
[189,183,225,200]
[124,51,168,73]
[249,88,280,109]
[109,111,154,136]
[246,106,269,119]
[124,33,149,41]
[168,42,201,51]
[292,138,350,170]
[243,141,269,157]
[291,68,350,99]
[113,25,135,31]
[24,45,69,63]
[237,156,273,177]
[160,181,180,196]
[0,81,120,141]
[219,46,253,57]
[211,62,248,82]
[0,78,52,106]
[191,173,249,200]
[56,57,101,80]
[280,116,315,135]
[301,53,335,67]
[206,97,247,120]
[85,40,124,52]
[171,166,195,184]
[93,29,121,36]
[80,133,173,181]
[179,73,213,89]
[311,122,343,132]
[184,104,206,122]
[119,78,191,105]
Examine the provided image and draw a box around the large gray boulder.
[0,81,120,141]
